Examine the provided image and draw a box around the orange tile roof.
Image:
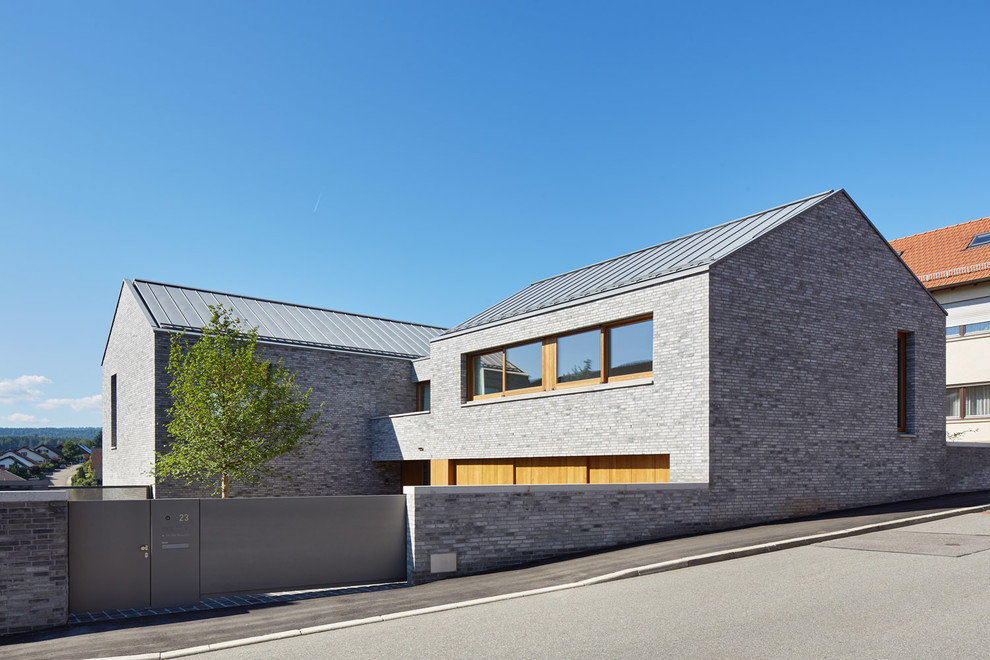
[889,216,990,289]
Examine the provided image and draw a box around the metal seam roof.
[445,191,837,334]
[131,280,444,359]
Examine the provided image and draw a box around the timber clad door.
[68,500,151,613]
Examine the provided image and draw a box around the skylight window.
[968,232,990,248]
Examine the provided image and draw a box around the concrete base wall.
[945,443,990,492]
[405,483,711,583]
[0,492,68,636]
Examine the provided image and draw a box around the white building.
[892,217,990,443]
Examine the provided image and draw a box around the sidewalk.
[4,490,990,660]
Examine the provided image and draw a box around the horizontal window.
[947,384,990,419]
[948,321,990,338]
[468,317,653,400]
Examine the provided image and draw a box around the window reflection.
[608,320,653,377]
[557,330,601,384]
[506,342,542,391]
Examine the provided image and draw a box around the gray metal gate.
[68,500,151,613]
[68,495,406,614]
[68,500,201,613]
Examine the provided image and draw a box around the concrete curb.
[95,503,990,660]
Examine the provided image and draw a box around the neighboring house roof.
[34,445,62,460]
[16,447,45,463]
[0,451,36,468]
[446,190,839,334]
[889,216,990,289]
[125,280,447,360]
[0,467,26,481]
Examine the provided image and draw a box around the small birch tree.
[156,305,323,497]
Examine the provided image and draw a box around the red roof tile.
[889,217,990,289]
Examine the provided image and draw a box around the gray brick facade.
[406,484,711,583]
[945,444,990,492]
[103,283,420,497]
[0,493,68,636]
[393,191,950,581]
[102,281,158,488]
[706,193,947,525]
[374,274,711,484]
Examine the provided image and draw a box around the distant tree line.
[0,427,101,455]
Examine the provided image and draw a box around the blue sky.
[2,1,989,427]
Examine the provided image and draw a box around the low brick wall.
[945,443,990,493]
[0,492,68,636]
[405,483,711,583]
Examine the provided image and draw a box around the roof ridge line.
[891,215,990,243]
[526,190,835,286]
[132,279,447,331]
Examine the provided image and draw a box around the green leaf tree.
[156,305,323,498]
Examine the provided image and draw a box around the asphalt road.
[199,512,990,660]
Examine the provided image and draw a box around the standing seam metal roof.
[445,191,837,334]
[132,280,445,359]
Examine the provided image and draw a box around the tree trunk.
[222,473,229,498]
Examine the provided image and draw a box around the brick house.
[376,189,945,505]
[104,190,976,579]
[102,279,444,497]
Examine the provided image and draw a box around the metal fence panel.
[199,495,406,596]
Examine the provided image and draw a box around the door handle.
[140,544,149,558]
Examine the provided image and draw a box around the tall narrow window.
[416,381,431,412]
[110,374,118,449]
[897,331,911,433]
[946,388,961,418]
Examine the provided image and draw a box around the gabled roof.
[0,467,26,481]
[889,216,990,289]
[129,280,445,359]
[0,451,37,468]
[445,190,838,334]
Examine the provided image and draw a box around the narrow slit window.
[110,374,118,449]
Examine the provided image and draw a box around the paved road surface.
[50,464,79,487]
[200,512,990,660]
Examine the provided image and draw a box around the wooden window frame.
[554,328,604,390]
[605,317,654,383]
[897,331,907,432]
[110,374,118,450]
[467,315,653,401]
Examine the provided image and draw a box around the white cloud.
[37,394,102,412]
[0,375,52,404]
[1,413,48,423]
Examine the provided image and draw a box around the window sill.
[947,333,990,343]
[463,377,654,408]
[373,410,431,421]
[898,432,917,439]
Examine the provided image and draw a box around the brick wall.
[374,274,711,485]
[406,484,711,582]
[945,443,990,492]
[103,282,158,487]
[153,342,416,498]
[0,492,68,636]
[707,192,947,526]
